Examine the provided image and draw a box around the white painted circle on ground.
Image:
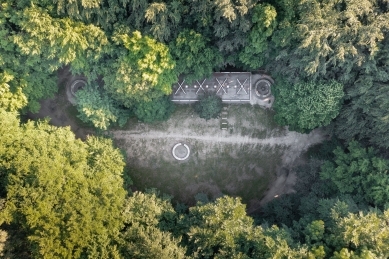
[172,143,190,160]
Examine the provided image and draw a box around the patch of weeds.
[125,141,281,207]
[228,104,286,138]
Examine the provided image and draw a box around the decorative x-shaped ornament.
[236,78,248,95]
[174,79,186,95]
[196,79,206,95]
[216,78,228,95]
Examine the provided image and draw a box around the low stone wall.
[65,75,88,105]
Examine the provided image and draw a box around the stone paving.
[171,72,274,108]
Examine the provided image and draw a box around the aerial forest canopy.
[1,0,389,143]
[1,0,389,258]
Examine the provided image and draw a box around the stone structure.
[171,72,274,108]
[66,75,88,105]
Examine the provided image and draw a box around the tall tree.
[186,196,254,258]
[262,0,389,148]
[273,78,344,133]
[0,3,108,112]
[0,72,27,112]
[267,0,389,82]
[170,29,223,82]
[102,30,177,108]
[119,190,186,259]
[12,6,109,75]
[186,0,255,63]
[0,4,57,113]
[0,109,126,258]
[144,1,184,42]
[321,141,389,208]
[238,3,277,70]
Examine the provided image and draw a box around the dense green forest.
[1,0,389,258]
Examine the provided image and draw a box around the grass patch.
[228,104,286,138]
[121,138,284,207]
[112,103,291,207]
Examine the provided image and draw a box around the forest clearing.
[29,72,324,212]
[3,0,389,257]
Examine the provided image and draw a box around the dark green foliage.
[260,193,299,227]
[170,29,223,83]
[266,0,389,82]
[144,1,184,43]
[194,94,222,120]
[134,95,175,123]
[263,0,389,148]
[273,78,344,133]
[305,137,342,161]
[321,141,389,208]
[75,83,130,130]
[334,79,389,149]
[183,0,255,64]
[238,3,277,70]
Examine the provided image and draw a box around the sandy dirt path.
[113,129,323,147]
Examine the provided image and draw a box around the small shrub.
[194,94,222,120]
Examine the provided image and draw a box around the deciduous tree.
[170,29,223,83]
[238,3,277,70]
[102,30,177,108]
[273,78,344,133]
[76,83,130,130]
[120,190,185,259]
[0,109,126,258]
[321,141,389,208]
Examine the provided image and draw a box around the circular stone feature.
[255,79,272,99]
[70,79,87,96]
[172,143,190,161]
